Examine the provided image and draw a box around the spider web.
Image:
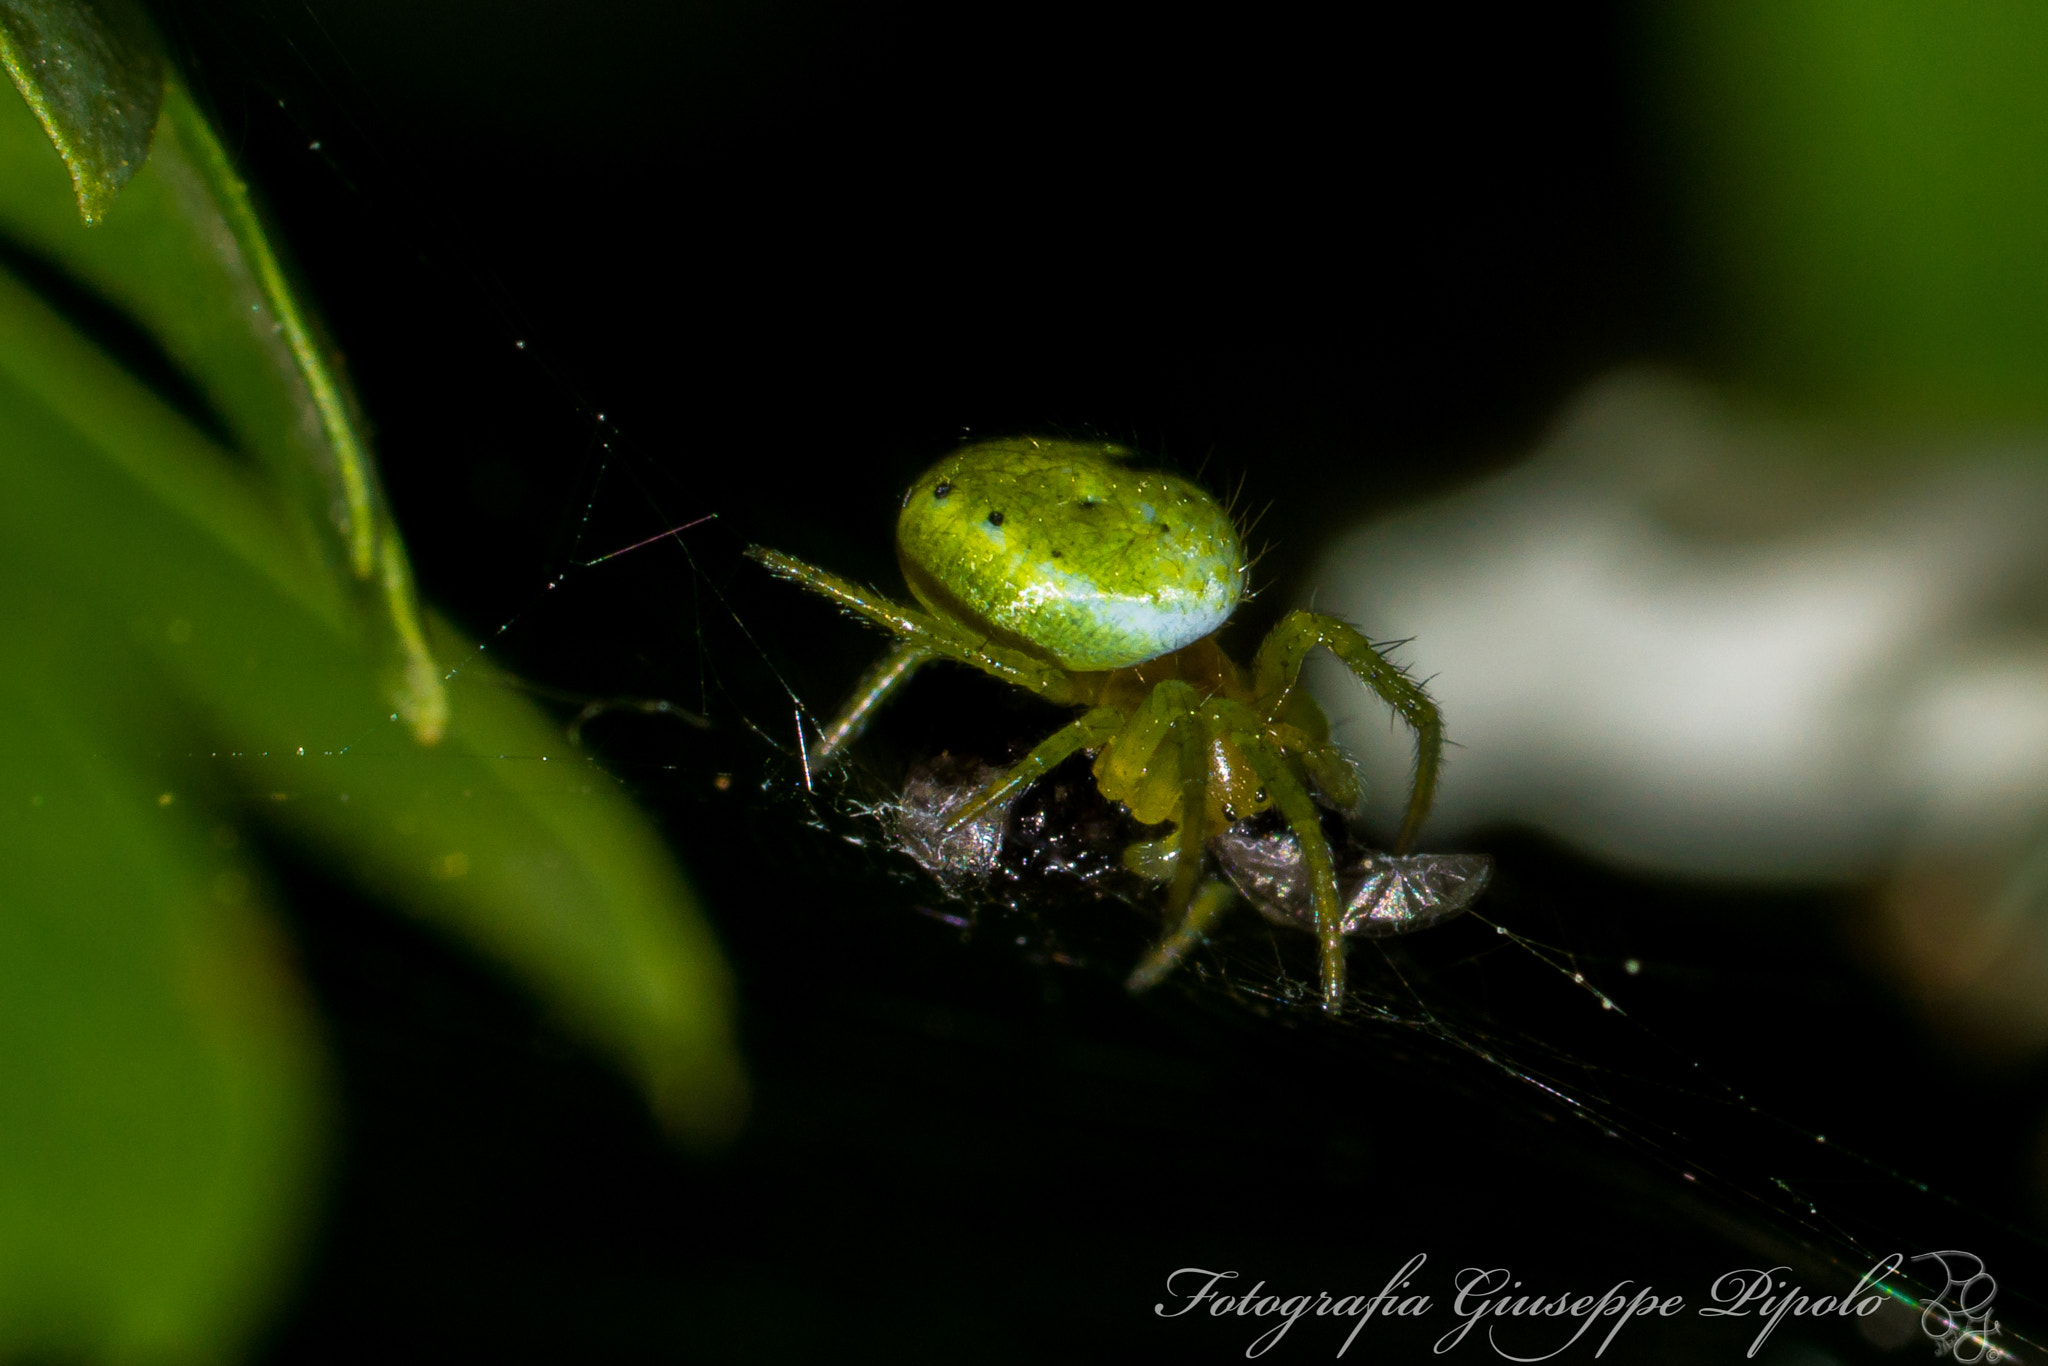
[466,426,2048,1363]
[132,7,2048,1360]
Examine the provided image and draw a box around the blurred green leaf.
[0,7,745,1360]
[1648,0,2048,421]
[0,65,447,739]
[0,0,160,224]
[0,665,324,1363]
[0,258,746,1137]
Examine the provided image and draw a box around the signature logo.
[1913,1251,2001,1361]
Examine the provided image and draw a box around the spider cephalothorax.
[750,436,1444,1011]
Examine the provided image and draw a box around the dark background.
[129,0,2046,1359]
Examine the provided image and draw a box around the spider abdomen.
[896,437,1247,671]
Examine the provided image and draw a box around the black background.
[113,0,2048,1359]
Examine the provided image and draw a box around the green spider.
[748,436,1443,1011]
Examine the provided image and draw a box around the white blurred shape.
[1311,372,2048,880]
[1896,656,2048,849]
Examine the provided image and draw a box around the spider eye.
[987,510,1005,527]
[934,482,953,499]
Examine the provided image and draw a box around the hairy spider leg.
[939,706,1125,833]
[1265,720,1363,811]
[814,640,933,765]
[1109,700,1239,995]
[1126,878,1238,993]
[1242,738,1350,1010]
[1251,610,1443,853]
[1163,708,1215,930]
[1126,708,1228,994]
[1092,680,1198,823]
[747,545,1085,708]
[1117,695,1352,1008]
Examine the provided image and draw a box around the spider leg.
[1252,609,1443,853]
[940,706,1125,833]
[1127,712,1225,993]
[1163,713,1213,921]
[815,641,932,767]
[1244,740,1349,1011]
[1127,879,1237,993]
[748,546,941,640]
[748,546,1080,704]
[1092,680,1201,823]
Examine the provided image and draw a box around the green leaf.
[0,55,448,741]
[0,264,747,1144]
[0,12,746,1361]
[0,671,325,1364]
[1649,0,2048,421]
[0,0,161,224]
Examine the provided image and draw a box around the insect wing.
[1216,822,1491,939]
[1341,852,1493,937]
